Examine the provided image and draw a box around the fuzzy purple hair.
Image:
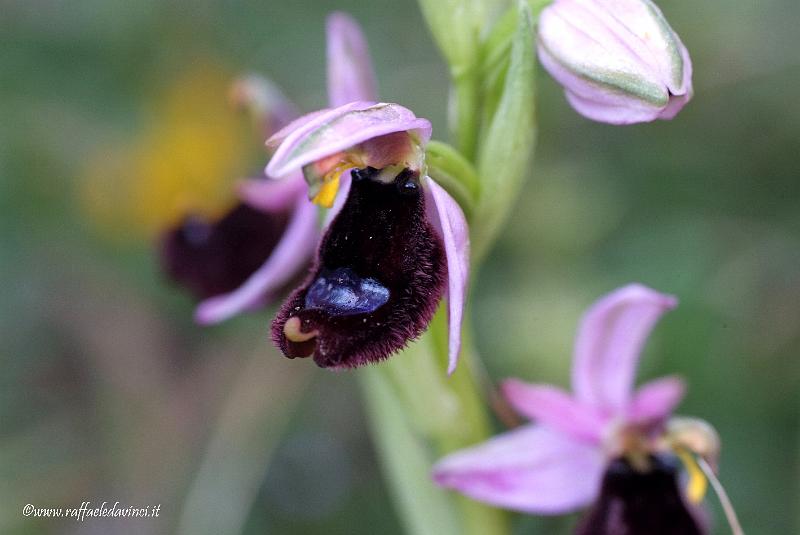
[272,167,446,368]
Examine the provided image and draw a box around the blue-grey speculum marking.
[304,267,390,317]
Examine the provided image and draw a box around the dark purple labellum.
[160,202,290,300]
[575,455,706,535]
[272,167,447,368]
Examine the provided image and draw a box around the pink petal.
[194,197,318,324]
[572,284,678,411]
[561,89,666,125]
[501,380,607,443]
[238,172,306,212]
[590,0,692,95]
[433,425,604,514]
[658,40,693,120]
[657,89,692,120]
[266,102,432,179]
[426,178,469,375]
[539,0,664,93]
[326,12,378,106]
[628,376,685,425]
[537,43,667,125]
[266,108,333,150]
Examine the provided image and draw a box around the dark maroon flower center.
[272,166,446,368]
[160,202,290,300]
[575,454,705,535]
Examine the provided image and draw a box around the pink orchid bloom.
[538,0,693,124]
[433,284,701,518]
[262,20,469,373]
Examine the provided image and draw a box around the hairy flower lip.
[575,454,706,535]
[272,166,447,369]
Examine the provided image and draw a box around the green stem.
[364,3,541,534]
[358,309,509,535]
[359,367,461,535]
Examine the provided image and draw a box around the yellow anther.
[312,171,342,208]
[676,447,708,504]
[304,158,356,208]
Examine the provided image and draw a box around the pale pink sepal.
[426,178,469,375]
[628,376,686,425]
[194,197,318,324]
[266,101,432,179]
[501,380,607,443]
[433,425,604,514]
[572,284,677,411]
[266,108,334,150]
[589,0,692,95]
[326,12,378,106]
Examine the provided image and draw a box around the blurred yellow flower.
[82,64,252,239]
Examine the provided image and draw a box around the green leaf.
[416,0,502,72]
[474,0,537,261]
[417,0,487,158]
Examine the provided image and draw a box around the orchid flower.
[537,0,693,124]
[263,19,469,373]
[159,75,317,309]
[434,284,723,534]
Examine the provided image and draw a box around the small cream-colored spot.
[284,316,319,343]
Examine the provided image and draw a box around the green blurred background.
[1,0,798,533]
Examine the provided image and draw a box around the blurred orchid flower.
[161,76,318,322]
[265,19,469,373]
[191,13,381,324]
[82,66,250,240]
[434,284,721,533]
[537,0,693,124]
